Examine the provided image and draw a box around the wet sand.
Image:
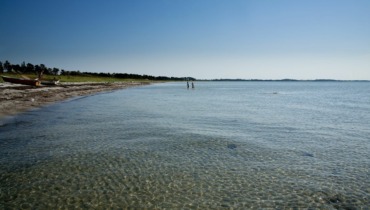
[0,82,150,119]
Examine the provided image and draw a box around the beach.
[0,81,149,119]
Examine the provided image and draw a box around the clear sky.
[1,0,369,80]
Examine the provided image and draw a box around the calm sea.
[1,81,370,209]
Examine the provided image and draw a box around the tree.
[35,65,41,77]
[21,61,26,73]
[52,68,59,75]
[26,63,35,73]
[37,64,47,78]
[3,60,11,72]
[40,64,46,72]
[12,64,21,73]
[0,61,3,73]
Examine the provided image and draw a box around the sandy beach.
[0,81,149,119]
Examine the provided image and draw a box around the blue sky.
[1,0,369,79]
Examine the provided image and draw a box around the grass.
[0,73,153,83]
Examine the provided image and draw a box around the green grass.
[1,73,153,83]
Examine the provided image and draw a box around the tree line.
[0,60,195,81]
[0,60,60,76]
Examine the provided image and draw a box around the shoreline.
[0,81,150,120]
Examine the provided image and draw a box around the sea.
[1,81,369,209]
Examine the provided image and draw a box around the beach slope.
[0,82,148,119]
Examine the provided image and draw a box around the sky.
[1,0,369,80]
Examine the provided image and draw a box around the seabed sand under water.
[1,81,370,209]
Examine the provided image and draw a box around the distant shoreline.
[0,82,150,120]
[198,79,370,82]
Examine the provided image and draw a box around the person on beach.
[187,81,189,89]
[192,82,194,89]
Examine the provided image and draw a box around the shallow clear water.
[1,81,370,209]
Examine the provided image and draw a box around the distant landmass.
[2,60,368,82]
[202,79,370,82]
